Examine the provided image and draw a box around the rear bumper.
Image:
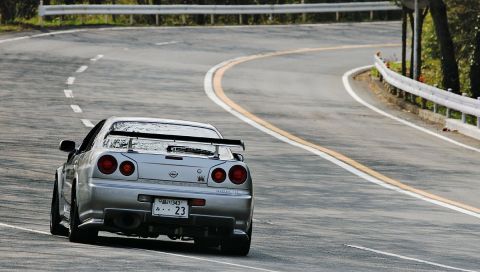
[77,178,253,236]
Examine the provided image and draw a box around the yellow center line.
[212,44,480,215]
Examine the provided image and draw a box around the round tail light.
[97,155,117,175]
[229,165,247,185]
[120,161,135,176]
[211,168,226,183]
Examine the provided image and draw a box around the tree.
[445,0,480,97]
[0,0,37,24]
[428,0,460,93]
[471,29,480,98]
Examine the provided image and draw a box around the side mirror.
[233,153,244,162]
[59,140,76,153]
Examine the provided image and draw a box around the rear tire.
[69,187,98,243]
[220,223,252,256]
[50,177,68,236]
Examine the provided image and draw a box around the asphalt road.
[0,22,479,271]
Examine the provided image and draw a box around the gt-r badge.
[169,171,178,178]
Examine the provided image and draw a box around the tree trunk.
[415,8,429,81]
[0,1,16,23]
[428,0,460,93]
[470,29,480,98]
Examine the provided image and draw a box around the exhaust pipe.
[112,213,141,230]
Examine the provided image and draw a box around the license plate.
[152,198,189,218]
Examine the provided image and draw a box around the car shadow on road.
[94,235,222,256]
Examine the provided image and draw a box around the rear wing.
[106,131,245,155]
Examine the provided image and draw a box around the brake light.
[97,155,117,175]
[229,165,247,185]
[211,168,226,183]
[120,161,135,176]
[190,198,206,206]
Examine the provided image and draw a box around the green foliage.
[370,67,379,78]
[421,15,443,88]
[421,1,480,96]
[0,0,38,23]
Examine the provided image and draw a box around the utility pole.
[402,0,428,81]
[413,0,419,80]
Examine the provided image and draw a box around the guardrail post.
[156,14,159,25]
[421,98,427,109]
[104,15,108,24]
[336,12,340,21]
[210,14,214,25]
[182,15,186,25]
[461,93,468,123]
[239,14,243,25]
[301,0,306,23]
[370,10,373,20]
[129,14,133,25]
[38,0,44,27]
[433,102,438,113]
[446,88,452,118]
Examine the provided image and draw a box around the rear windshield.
[103,121,231,158]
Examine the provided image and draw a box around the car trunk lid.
[122,153,224,183]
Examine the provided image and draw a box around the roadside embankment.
[357,71,480,142]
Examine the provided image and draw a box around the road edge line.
[342,66,480,153]
[204,49,480,220]
[345,244,478,272]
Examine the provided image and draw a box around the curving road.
[0,22,479,271]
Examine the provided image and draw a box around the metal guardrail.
[374,54,480,128]
[38,2,400,16]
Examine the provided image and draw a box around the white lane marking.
[90,54,104,62]
[76,65,88,73]
[81,119,94,128]
[0,222,50,236]
[346,244,478,272]
[138,248,281,272]
[204,58,480,219]
[343,66,480,153]
[31,29,90,38]
[155,41,179,46]
[66,77,75,85]
[0,36,30,44]
[64,89,74,98]
[70,104,83,113]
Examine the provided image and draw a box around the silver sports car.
[50,117,253,255]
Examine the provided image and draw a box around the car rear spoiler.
[106,131,245,152]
